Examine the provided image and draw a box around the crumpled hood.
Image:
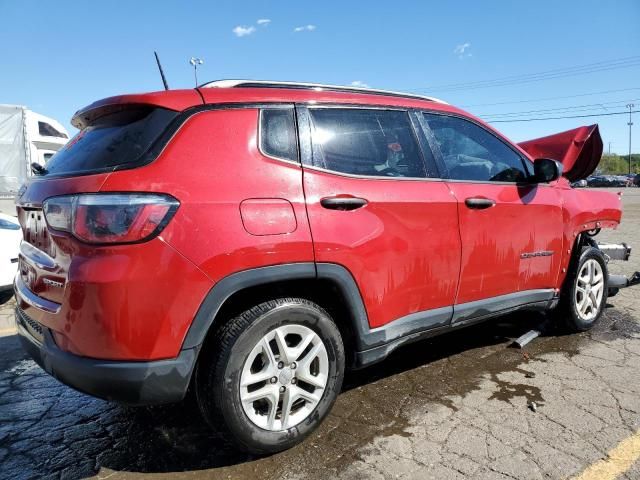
[518,124,603,182]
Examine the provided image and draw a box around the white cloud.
[294,24,316,32]
[350,80,370,88]
[453,42,472,59]
[233,25,256,37]
[257,19,271,26]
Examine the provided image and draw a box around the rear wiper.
[31,162,48,176]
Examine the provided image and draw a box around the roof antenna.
[154,51,169,90]
[189,57,204,87]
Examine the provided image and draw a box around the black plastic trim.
[182,263,317,349]
[183,263,559,369]
[16,311,197,405]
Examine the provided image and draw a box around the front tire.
[557,247,608,332]
[195,298,345,454]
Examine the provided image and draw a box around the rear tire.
[195,297,344,454]
[557,247,608,332]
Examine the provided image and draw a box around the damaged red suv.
[14,80,639,453]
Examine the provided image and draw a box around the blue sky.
[1,0,638,153]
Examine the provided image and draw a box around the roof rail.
[199,79,447,104]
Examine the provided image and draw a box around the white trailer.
[0,105,69,215]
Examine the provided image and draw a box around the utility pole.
[189,57,204,87]
[627,103,634,175]
[608,142,612,155]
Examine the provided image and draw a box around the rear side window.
[260,108,298,162]
[308,108,426,178]
[421,113,529,182]
[44,107,177,176]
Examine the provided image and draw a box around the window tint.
[38,121,68,139]
[422,113,528,182]
[44,107,177,176]
[309,109,426,178]
[260,109,298,162]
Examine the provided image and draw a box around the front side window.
[422,113,528,182]
[260,108,298,162]
[309,108,426,178]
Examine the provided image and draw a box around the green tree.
[598,154,640,175]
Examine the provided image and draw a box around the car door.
[418,112,563,323]
[297,106,461,330]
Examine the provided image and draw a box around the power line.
[486,110,639,123]
[422,57,640,92]
[460,87,640,108]
[409,56,640,93]
[480,98,640,118]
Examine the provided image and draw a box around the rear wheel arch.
[182,263,371,366]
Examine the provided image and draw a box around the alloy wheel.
[239,324,329,431]
[575,258,605,322]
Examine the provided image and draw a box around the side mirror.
[532,158,563,183]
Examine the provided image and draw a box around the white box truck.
[0,105,69,215]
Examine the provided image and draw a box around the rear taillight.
[43,193,179,244]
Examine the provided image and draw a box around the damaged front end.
[598,243,640,295]
[518,124,602,182]
[587,240,640,296]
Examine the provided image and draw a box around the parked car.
[0,213,21,303]
[13,81,634,453]
[587,175,631,187]
[571,179,587,188]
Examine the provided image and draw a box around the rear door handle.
[464,197,496,210]
[320,196,368,211]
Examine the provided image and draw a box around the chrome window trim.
[301,163,447,182]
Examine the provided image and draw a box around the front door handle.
[465,197,496,210]
[320,196,368,211]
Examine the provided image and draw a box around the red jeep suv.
[14,80,635,453]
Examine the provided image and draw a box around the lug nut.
[270,377,277,384]
[279,386,286,393]
[278,361,284,369]
[291,362,297,369]
[291,378,297,384]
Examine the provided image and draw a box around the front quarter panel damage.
[556,184,622,288]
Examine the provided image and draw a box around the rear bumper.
[15,307,198,405]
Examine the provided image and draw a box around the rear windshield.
[44,107,177,176]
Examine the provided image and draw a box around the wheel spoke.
[274,329,293,364]
[261,337,278,367]
[580,297,591,315]
[299,342,323,370]
[289,330,316,363]
[297,368,327,388]
[294,385,322,405]
[280,387,295,430]
[592,282,604,297]
[589,291,598,309]
[241,367,275,387]
[241,383,280,404]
